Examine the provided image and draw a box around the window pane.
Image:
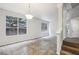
[6,16,17,36]
[41,23,48,31]
[6,28,17,35]
[6,16,17,28]
[19,28,26,34]
[19,18,26,28]
[19,18,27,34]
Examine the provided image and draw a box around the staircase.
[60,38,79,55]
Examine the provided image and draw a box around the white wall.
[27,17,41,39]
[49,19,58,37]
[0,8,48,46]
[49,10,58,37]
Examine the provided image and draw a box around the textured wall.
[63,4,79,38]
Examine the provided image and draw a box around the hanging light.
[26,14,33,19]
[25,3,33,19]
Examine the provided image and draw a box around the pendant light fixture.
[25,3,33,19]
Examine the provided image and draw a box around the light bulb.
[25,14,33,19]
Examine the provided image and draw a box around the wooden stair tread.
[61,38,79,55]
[61,50,74,55]
[62,45,79,54]
[63,41,79,48]
[61,41,79,55]
[64,38,79,44]
[62,45,79,52]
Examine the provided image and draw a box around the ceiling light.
[26,14,33,19]
[26,3,33,19]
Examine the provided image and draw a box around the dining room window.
[6,16,27,36]
[41,23,48,31]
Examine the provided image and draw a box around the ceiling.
[0,3,58,21]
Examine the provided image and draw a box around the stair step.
[62,45,79,54]
[63,41,79,48]
[61,50,74,55]
[65,37,79,44]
